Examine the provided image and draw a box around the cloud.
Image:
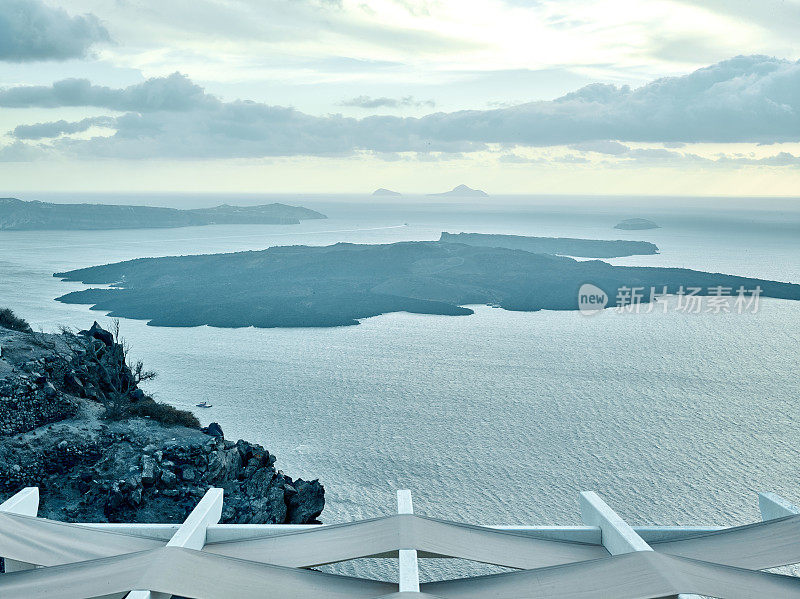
[421,55,800,146]
[12,117,116,140]
[717,151,800,167]
[0,73,214,111]
[0,0,110,62]
[339,95,436,109]
[4,55,800,160]
[0,141,49,162]
[569,140,630,155]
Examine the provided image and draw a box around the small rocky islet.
[614,218,660,230]
[0,319,324,527]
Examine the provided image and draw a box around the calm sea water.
[1,194,799,578]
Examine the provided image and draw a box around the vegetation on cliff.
[0,309,31,333]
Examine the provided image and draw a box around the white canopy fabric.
[3,546,800,599]
[0,512,163,566]
[653,513,800,569]
[423,551,800,599]
[4,506,800,598]
[0,547,396,599]
[206,514,609,568]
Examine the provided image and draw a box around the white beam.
[1,487,39,572]
[579,491,651,555]
[758,492,800,520]
[0,487,38,515]
[580,492,700,599]
[126,488,223,599]
[166,488,223,550]
[397,490,420,593]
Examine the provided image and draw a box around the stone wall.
[0,377,77,436]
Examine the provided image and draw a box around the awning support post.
[126,487,223,599]
[397,489,420,593]
[0,487,39,572]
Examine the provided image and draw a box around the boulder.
[141,455,157,486]
[204,422,224,438]
[180,466,197,482]
[78,322,114,347]
[286,479,325,524]
[160,470,177,488]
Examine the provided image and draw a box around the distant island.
[440,232,658,258]
[372,188,402,197]
[54,241,800,328]
[615,218,659,230]
[428,184,489,198]
[0,197,326,231]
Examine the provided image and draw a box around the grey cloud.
[0,141,48,161]
[339,95,436,109]
[0,0,110,62]
[5,55,800,160]
[616,148,724,167]
[718,151,800,167]
[0,73,215,111]
[569,140,630,155]
[413,55,800,146]
[755,152,800,166]
[12,117,116,140]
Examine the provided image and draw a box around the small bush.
[127,399,200,428]
[0,308,32,333]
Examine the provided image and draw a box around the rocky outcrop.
[0,322,324,526]
[0,421,323,524]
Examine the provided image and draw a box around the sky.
[1,0,799,195]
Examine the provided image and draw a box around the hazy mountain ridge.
[0,198,326,230]
[54,240,800,328]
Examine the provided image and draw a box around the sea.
[1,192,799,580]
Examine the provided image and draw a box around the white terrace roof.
[1,487,800,598]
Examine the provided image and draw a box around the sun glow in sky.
[1,0,800,194]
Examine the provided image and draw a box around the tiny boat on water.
[196,401,213,408]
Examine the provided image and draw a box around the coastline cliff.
[0,316,324,531]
